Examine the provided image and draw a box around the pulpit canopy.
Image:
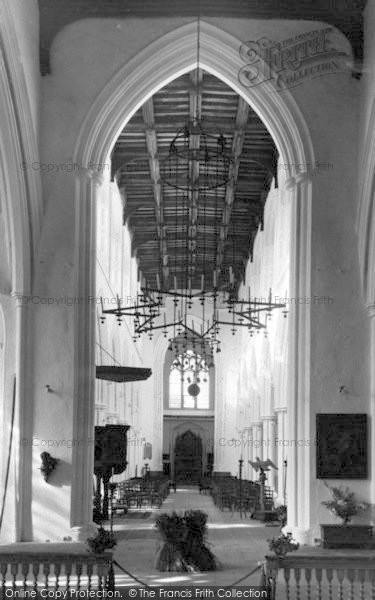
[96,365,152,382]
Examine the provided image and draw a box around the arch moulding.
[72,20,314,541]
[356,97,375,504]
[357,97,375,307]
[74,21,314,174]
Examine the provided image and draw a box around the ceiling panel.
[111,69,277,294]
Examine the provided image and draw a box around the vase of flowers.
[321,485,372,548]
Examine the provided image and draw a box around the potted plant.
[87,526,117,554]
[267,532,299,557]
[321,484,371,548]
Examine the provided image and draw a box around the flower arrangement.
[321,485,369,525]
[268,532,299,557]
[87,526,117,554]
[183,510,218,571]
[155,510,218,572]
[154,512,188,572]
[184,510,208,541]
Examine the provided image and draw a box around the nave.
[1,6,375,600]
[111,485,271,587]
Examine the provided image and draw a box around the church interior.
[1,0,375,595]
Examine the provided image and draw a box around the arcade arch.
[73,20,314,541]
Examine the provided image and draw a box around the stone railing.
[0,544,114,593]
[263,550,375,599]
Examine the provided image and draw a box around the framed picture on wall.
[316,413,368,479]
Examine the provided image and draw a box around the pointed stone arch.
[0,303,5,478]
[0,2,43,539]
[74,21,313,176]
[71,20,314,542]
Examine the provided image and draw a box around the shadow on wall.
[32,452,73,541]
[37,455,72,487]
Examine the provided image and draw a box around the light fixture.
[101,18,286,349]
[160,120,231,192]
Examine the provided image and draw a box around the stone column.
[261,415,277,490]
[70,170,101,541]
[241,427,252,480]
[15,294,31,541]
[368,304,375,508]
[275,407,287,504]
[249,422,263,481]
[153,334,167,473]
[247,425,254,466]
[253,422,263,458]
[285,174,312,543]
[213,354,225,473]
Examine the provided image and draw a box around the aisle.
[111,485,274,587]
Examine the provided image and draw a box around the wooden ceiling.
[111,69,277,293]
[38,0,366,75]
[35,0,366,291]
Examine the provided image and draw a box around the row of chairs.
[112,477,170,514]
[198,478,213,494]
[210,476,274,516]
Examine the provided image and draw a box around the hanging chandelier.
[99,284,287,350]
[101,18,286,351]
[160,120,231,192]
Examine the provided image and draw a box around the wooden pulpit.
[94,424,130,521]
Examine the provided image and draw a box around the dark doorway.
[174,430,203,483]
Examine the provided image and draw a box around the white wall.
[213,178,290,486]
[95,176,157,479]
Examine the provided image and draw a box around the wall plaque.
[316,413,368,479]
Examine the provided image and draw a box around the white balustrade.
[0,546,114,594]
[263,551,375,599]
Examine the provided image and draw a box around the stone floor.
[109,485,277,587]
